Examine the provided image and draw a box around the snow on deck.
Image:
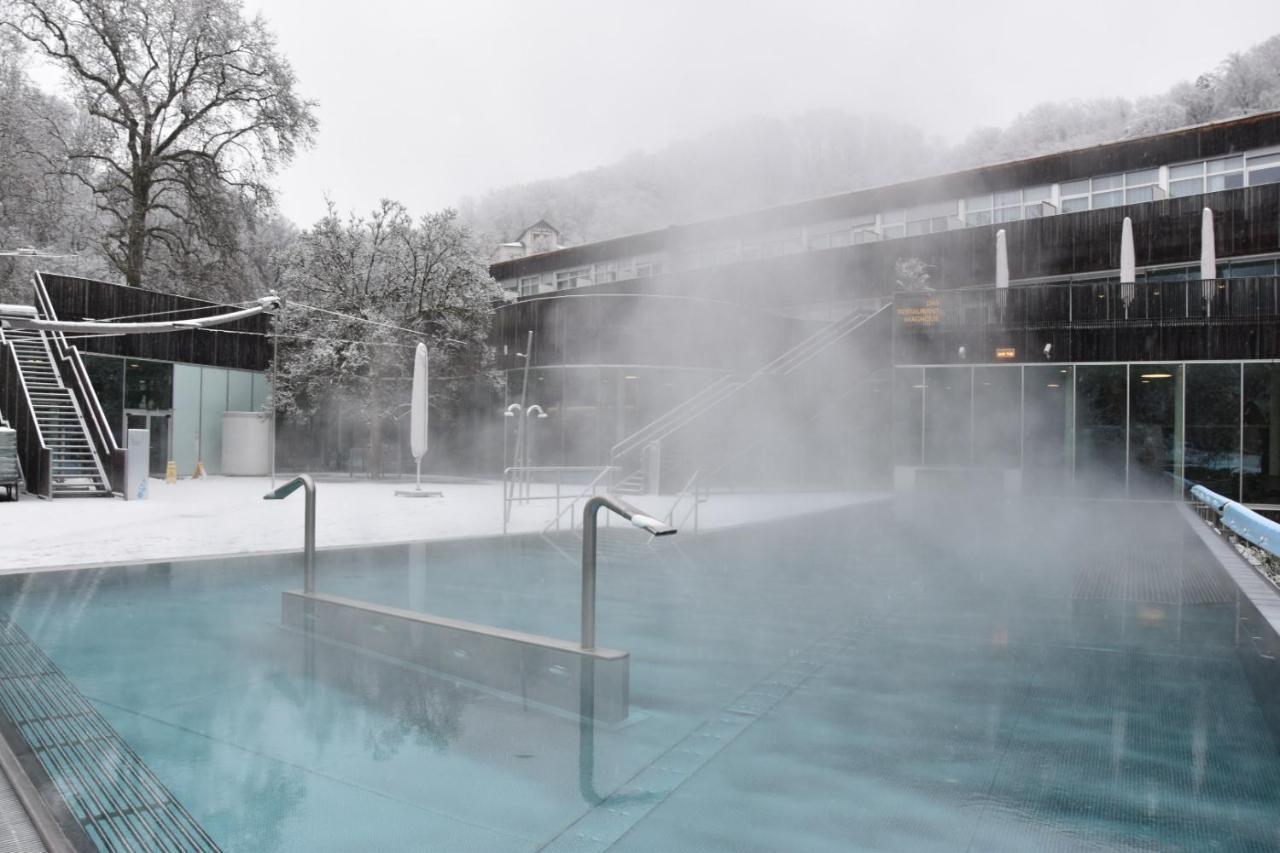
[0,477,885,573]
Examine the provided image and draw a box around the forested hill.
[463,34,1280,248]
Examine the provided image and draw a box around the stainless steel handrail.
[580,495,675,651]
[665,469,703,533]
[0,330,47,450]
[608,304,889,477]
[542,465,617,536]
[33,273,120,455]
[264,474,316,593]
[609,375,737,460]
[502,465,618,533]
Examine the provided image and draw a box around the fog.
[248,0,1280,224]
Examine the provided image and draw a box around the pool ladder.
[264,474,316,594]
[263,477,676,652]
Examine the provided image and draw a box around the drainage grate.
[0,622,219,852]
[1071,548,1232,605]
[0,769,44,852]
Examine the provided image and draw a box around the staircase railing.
[502,465,618,534]
[609,374,740,464]
[608,302,892,489]
[704,367,891,488]
[664,469,706,534]
[0,331,51,498]
[32,272,124,493]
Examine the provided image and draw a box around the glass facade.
[894,360,1280,504]
[85,355,267,477]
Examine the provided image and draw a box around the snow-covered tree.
[275,202,501,474]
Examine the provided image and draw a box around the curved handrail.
[580,495,675,650]
[264,474,317,593]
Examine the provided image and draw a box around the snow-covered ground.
[0,476,885,572]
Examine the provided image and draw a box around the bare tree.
[1,0,316,287]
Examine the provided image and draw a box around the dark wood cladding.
[894,277,1280,364]
[562,184,1280,309]
[40,274,271,371]
[491,111,1280,280]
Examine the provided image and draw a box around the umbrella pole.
[416,456,422,491]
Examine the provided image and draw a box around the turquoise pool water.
[0,501,1277,851]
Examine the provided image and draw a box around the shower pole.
[517,330,533,500]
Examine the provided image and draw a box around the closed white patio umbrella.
[1201,207,1216,317]
[995,229,1009,289]
[1120,216,1136,314]
[397,342,442,497]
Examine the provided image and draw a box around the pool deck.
[0,476,885,573]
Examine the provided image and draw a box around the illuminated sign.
[995,347,1016,360]
[896,298,941,327]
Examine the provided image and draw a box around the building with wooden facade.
[489,111,1280,503]
[0,273,270,496]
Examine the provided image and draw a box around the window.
[555,268,590,290]
[1207,156,1244,191]
[593,262,617,284]
[1022,185,1054,218]
[1247,152,1280,187]
[904,202,955,236]
[993,190,1022,223]
[881,209,906,240]
[518,275,541,297]
[1169,162,1205,198]
[634,256,663,277]
[1060,179,1090,213]
[1124,168,1160,203]
[964,194,992,226]
[1091,174,1123,209]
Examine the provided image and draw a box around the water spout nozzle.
[630,514,677,537]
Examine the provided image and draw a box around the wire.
[290,301,468,346]
[290,302,425,337]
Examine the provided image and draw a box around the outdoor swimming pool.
[0,500,1277,851]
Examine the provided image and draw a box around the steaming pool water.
[0,501,1277,851]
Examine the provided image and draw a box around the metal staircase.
[608,300,892,493]
[0,328,111,497]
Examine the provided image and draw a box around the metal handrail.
[264,474,317,593]
[580,495,675,650]
[33,272,121,456]
[609,304,890,476]
[541,465,618,536]
[609,375,738,460]
[664,469,703,533]
[0,330,47,450]
[502,465,619,533]
[0,332,50,496]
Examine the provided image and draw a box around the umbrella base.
[395,489,443,498]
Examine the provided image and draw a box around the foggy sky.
[248,0,1280,226]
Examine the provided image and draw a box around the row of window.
[504,146,1280,296]
[517,256,666,296]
